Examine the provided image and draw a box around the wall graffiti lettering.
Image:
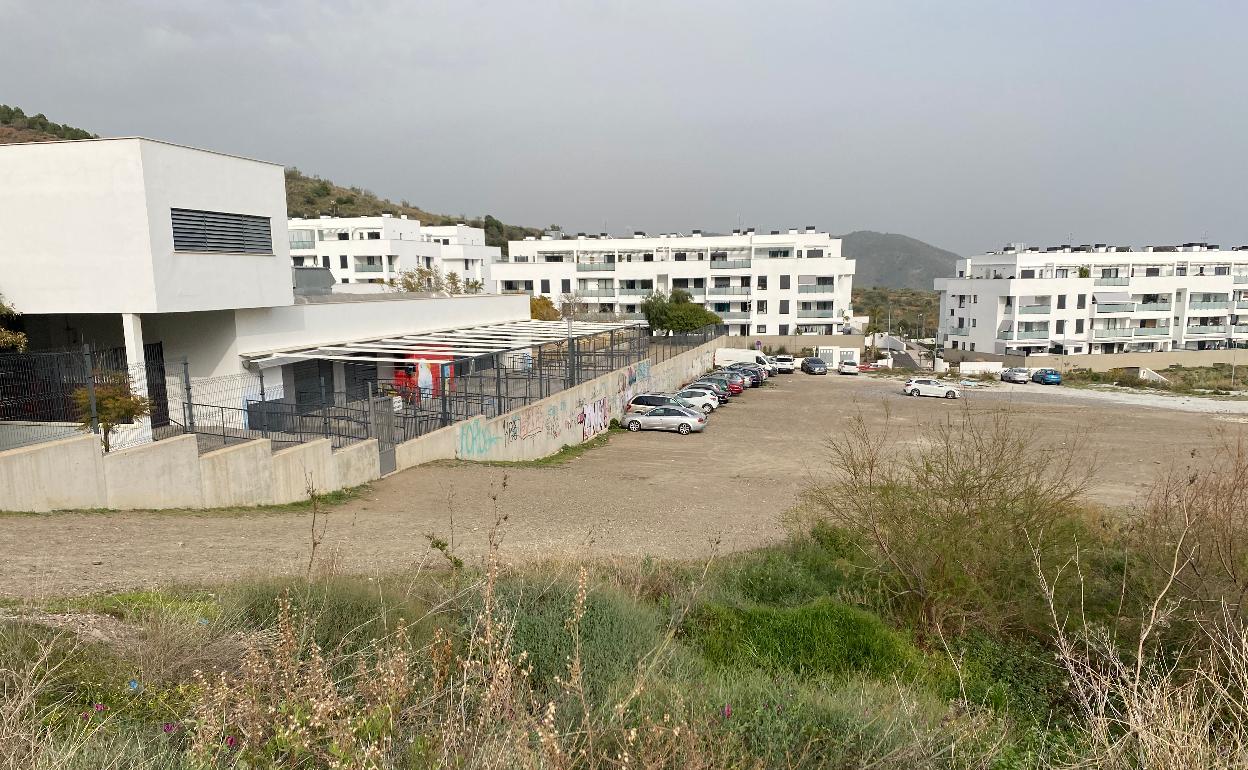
[579,397,610,441]
[458,418,500,458]
[501,405,544,446]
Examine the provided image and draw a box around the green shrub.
[690,599,915,678]
[494,576,665,702]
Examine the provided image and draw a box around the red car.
[699,375,743,395]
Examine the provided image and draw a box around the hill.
[838,230,960,290]
[0,104,540,253]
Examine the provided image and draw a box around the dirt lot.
[0,374,1236,598]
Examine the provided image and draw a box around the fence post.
[365,381,376,439]
[258,368,266,402]
[320,377,330,438]
[180,357,195,433]
[536,347,545,398]
[80,344,100,434]
[495,363,504,416]
[439,364,451,427]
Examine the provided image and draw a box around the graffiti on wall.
[501,405,545,446]
[458,417,500,458]
[578,396,610,441]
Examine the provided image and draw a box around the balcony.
[289,240,316,251]
[709,259,752,270]
[798,284,836,294]
[1190,301,1230,310]
[798,309,839,318]
[578,288,616,297]
[1094,277,1130,286]
[355,264,384,273]
[1095,303,1135,314]
[1186,325,1228,335]
[1235,276,1248,284]
[1017,330,1049,340]
[717,311,750,320]
[1236,301,1248,310]
[1137,302,1171,312]
[617,287,654,295]
[1234,325,1248,335]
[1019,304,1051,314]
[1093,328,1133,339]
[576,263,616,272]
[1133,327,1169,337]
[672,286,705,294]
[952,327,971,337]
[707,286,751,296]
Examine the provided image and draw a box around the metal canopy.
[245,319,644,367]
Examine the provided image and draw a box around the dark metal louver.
[170,208,273,254]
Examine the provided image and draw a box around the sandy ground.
[0,374,1235,599]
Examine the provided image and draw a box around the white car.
[902,378,961,399]
[674,388,719,413]
[774,355,796,374]
[838,361,860,375]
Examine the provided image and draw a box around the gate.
[370,392,396,476]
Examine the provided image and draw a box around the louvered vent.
[170,208,272,254]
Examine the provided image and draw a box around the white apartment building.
[935,242,1248,358]
[490,228,856,336]
[286,215,499,286]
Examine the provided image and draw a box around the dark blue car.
[1031,368,1062,385]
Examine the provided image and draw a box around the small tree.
[73,373,151,452]
[444,272,463,295]
[390,267,444,293]
[559,292,587,320]
[641,290,721,334]
[0,294,26,351]
[530,295,560,321]
[464,278,485,295]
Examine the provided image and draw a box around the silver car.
[624,405,707,435]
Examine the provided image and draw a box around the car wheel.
[678,423,691,435]
[945,391,957,399]
[909,389,920,397]
[702,404,713,413]
[627,420,641,432]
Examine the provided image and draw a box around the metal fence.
[2,324,724,457]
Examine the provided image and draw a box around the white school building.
[936,243,1248,358]
[488,228,856,336]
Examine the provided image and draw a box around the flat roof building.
[935,242,1248,358]
[490,228,856,336]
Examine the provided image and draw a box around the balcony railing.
[952,327,971,337]
[717,311,750,320]
[798,284,836,294]
[1186,325,1228,335]
[707,286,751,295]
[1190,301,1230,310]
[1093,328,1133,338]
[798,309,839,318]
[709,259,752,270]
[672,286,706,294]
[1096,303,1135,313]
[1137,302,1171,312]
[1094,277,1130,286]
[578,289,616,297]
[1235,276,1248,284]
[576,263,616,272]
[1236,300,1248,310]
[1234,325,1248,334]
[1019,304,1051,314]
[289,241,316,250]
[1133,327,1169,337]
[617,288,654,295]
[617,312,647,320]
[1017,330,1049,340]
[355,264,384,273]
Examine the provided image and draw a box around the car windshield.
[807,358,825,365]
[671,396,694,408]
[777,356,793,361]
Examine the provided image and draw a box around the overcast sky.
[3,0,1245,254]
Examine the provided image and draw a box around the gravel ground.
[0,373,1235,599]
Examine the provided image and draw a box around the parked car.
[624,405,706,435]
[774,355,796,374]
[801,357,829,375]
[1031,368,1063,385]
[699,374,743,395]
[711,369,750,390]
[689,379,730,398]
[732,362,769,381]
[674,388,719,413]
[902,378,961,399]
[838,361,860,375]
[1000,367,1030,384]
[723,365,762,386]
[625,393,698,414]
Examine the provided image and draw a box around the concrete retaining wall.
[200,439,275,508]
[334,439,380,490]
[271,439,335,504]
[0,435,106,512]
[717,334,865,355]
[395,424,457,471]
[103,434,203,510]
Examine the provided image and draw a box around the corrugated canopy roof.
[245,319,643,367]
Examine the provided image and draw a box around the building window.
[341,278,349,284]
[1076,319,1085,333]
[780,275,791,289]
[779,300,789,314]
[806,248,824,258]
[338,232,349,240]
[969,343,976,351]
[971,319,977,327]
[1057,294,1067,309]
[366,256,377,265]
[756,325,767,334]
[292,256,304,266]
[338,255,347,269]
[1077,294,1087,309]
[674,252,686,261]
[561,279,571,294]
[321,255,329,269]
[757,276,768,290]
[170,208,273,254]
[768,249,790,258]
[1056,320,1066,334]
[540,279,550,294]
[1020,269,1035,279]
[779,324,789,335]
[367,231,380,240]
[756,300,767,313]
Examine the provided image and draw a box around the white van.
[714,348,775,374]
